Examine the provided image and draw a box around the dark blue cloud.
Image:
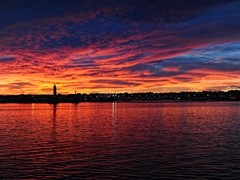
[90,79,140,86]
[175,1,240,41]
[1,0,237,31]
[67,58,97,68]
[0,55,16,62]
[122,42,240,79]
[2,0,240,57]
[156,42,240,73]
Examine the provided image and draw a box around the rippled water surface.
[1,102,240,179]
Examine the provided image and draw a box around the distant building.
[53,84,57,97]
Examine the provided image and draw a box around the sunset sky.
[1,0,240,94]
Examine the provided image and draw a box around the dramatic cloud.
[0,0,240,94]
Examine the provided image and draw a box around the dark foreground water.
[1,102,240,179]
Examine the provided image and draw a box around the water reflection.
[112,102,117,127]
[112,102,117,141]
[31,103,35,118]
[71,103,79,123]
[52,103,57,141]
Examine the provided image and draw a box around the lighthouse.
[53,84,57,98]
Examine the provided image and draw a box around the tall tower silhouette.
[53,84,57,97]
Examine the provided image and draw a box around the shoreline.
[1,99,240,104]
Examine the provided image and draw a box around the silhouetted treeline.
[1,90,240,103]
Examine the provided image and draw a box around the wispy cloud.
[0,55,16,62]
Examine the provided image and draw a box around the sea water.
[1,102,240,179]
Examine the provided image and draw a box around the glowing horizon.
[1,0,240,95]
